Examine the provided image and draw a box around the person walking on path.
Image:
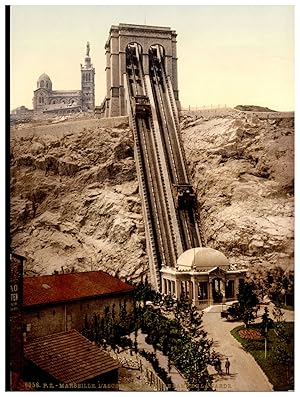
[214,358,222,375]
[225,358,230,375]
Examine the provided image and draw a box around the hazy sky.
[10,5,294,111]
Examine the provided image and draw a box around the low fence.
[115,353,168,391]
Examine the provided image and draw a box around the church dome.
[37,73,52,90]
[177,247,229,271]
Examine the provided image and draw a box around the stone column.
[189,280,193,304]
[109,30,120,117]
[175,279,181,300]
[220,279,226,303]
[168,280,172,295]
[119,51,126,116]
[233,277,239,300]
[142,53,149,75]
[208,280,213,306]
[192,278,199,308]
[171,281,175,296]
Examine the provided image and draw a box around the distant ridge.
[234,105,276,112]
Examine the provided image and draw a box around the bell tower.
[81,42,95,111]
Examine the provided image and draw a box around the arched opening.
[40,80,44,88]
[126,42,143,71]
[126,43,143,98]
[149,44,165,77]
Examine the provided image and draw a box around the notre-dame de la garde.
[33,42,95,113]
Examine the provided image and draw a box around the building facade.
[23,271,134,342]
[102,24,180,117]
[160,247,247,309]
[32,43,95,113]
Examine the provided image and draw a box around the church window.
[46,82,48,88]
[40,80,44,88]
[39,97,42,103]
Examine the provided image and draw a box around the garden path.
[135,331,188,391]
[202,304,275,392]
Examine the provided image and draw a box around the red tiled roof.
[24,329,120,383]
[24,271,134,307]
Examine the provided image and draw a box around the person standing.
[225,358,230,375]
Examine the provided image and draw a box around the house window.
[26,323,31,332]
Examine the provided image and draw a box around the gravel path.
[135,331,188,391]
[202,304,294,391]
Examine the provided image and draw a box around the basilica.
[32,42,95,113]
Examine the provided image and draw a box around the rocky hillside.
[10,108,294,280]
[181,109,294,272]
[10,117,148,280]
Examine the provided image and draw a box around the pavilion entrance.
[212,277,225,303]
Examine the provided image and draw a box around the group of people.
[214,357,231,375]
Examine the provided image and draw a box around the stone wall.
[23,293,134,341]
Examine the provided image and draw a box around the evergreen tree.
[237,281,259,327]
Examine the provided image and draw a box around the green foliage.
[134,277,158,303]
[226,302,241,320]
[139,349,175,390]
[237,281,259,327]
[82,302,135,351]
[231,322,294,391]
[82,280,215,391]
[250,267,294,307]
[259,307,274,337]
[141,305,214,390]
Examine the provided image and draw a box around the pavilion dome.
[177,247,230,271]
[37,73,52,90]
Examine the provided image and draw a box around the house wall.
[23,293,134,341]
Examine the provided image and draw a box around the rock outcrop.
[10,108,294,280]
[10,118,147,280]
[181,109,294,272]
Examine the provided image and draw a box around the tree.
[250,266,294,307]
[260,307,273,359]
[271,307,294,389]
[237,281,259,327]
[260,307,273,337]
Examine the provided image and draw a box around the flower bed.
[238,328,262,340]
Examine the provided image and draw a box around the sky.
[10,4,294,112]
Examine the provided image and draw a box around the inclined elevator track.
[125,44,204,290]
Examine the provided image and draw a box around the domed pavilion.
[160,247,247,309]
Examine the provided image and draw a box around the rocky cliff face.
[10,109,294,280]
[181,109,294,272]
[10,117,148,280]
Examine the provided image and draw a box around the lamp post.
[264,325,267,359]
